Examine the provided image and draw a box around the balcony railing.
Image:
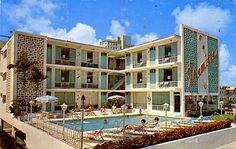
[81,62,98,68]
[159,55,177,64]
[152,105,170,111]
[133,83,147,88]
[81,83,98,89]
[55,82,75,88]
[133,62,147,68]
[133,103,147,109]
[55,59,75,66]
[158,81,178,88]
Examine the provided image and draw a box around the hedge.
[93,119,231,149]
[186,109,225,117]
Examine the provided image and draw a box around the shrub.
[186,109,225,117]
[94,120,231,149]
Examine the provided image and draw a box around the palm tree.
[29,67,47,98]
[7,51,37,101]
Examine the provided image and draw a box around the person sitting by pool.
[147,117,160,129]
[124,119,147,133]
[101,106,106,113]
[111,104,117,114]
[85,105,96,116]
[84,129,104,140]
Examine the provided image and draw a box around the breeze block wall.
[15,33,46,101]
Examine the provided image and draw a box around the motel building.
[0,24,219,148]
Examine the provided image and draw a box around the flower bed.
[93,119,231,149]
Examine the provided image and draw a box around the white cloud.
[124,20,130,27]
[219,44,230,71]
[110,20,126,36]
[133,33,159,45]
[3,0,101,45]
[41,23,101,45]
[172,2,231,34]
[219,44,236,85]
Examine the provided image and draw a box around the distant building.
[100,35,131,50]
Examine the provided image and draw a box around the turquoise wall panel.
[101,53,107,69]
[47,46,52,64]
[208,37,219,93]
[46,70,52,89]
[183,28,198,93]
[101,73,108,89]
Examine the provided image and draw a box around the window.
[87,72,93,83]
[2,50,7,59]
[165,45,171,57]
[2,72,6,81]
[164,69,172,81]
[137,52,142,63]
[2,95,6,103]
[137,72,143,83]
[87,52,93,63]
[61,48,70,60]
[61,70,69,82]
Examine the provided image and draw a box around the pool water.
[53,115,179,131]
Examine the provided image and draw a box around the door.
[174,95,180,112]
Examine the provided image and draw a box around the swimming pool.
[53,115,180,131]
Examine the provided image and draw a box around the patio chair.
[171,118,193,127]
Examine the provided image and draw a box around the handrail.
[213,112,224,120]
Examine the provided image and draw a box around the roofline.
[119,34,180,52]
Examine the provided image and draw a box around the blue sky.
[0,0,236,86]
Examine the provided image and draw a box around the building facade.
[0,24,219,116]
[100,35,131,50]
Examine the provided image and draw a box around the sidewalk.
[217,141,236,149]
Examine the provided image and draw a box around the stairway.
[110,77,125,90]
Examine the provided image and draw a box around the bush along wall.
[186,109,225,117]
[93,119,231,149]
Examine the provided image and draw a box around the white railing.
[55,59,76,66]
[159,55,177,64]
[158,81,178,88]
[133,83,147,88]
[55,82,75,88]
[152,105,170,111]
[133,62,147,68]
[29,116,81,148]
[133,103,147,109]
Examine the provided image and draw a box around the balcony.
[81,83,98,89]
[81,62,98,68]
[159,55,177,64]
[133,62,147,68]
[55,59,75,66]
[158,81,178,88]
[55,82,75,88]
[133,83,147,88]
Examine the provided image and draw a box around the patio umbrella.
[36,95,58,111]
[107,95,125,100]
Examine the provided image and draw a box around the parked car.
[222,104,235,111]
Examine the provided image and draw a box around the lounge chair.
[171,118,194,127]
[84,129,104,140]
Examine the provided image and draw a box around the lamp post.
[121,104,128,142]
[61,103,68,140]
[219,101,224,120]
[163,103,169,130]
[80,95,86,149]
[29,100,34,122]
[198,101,204,117]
